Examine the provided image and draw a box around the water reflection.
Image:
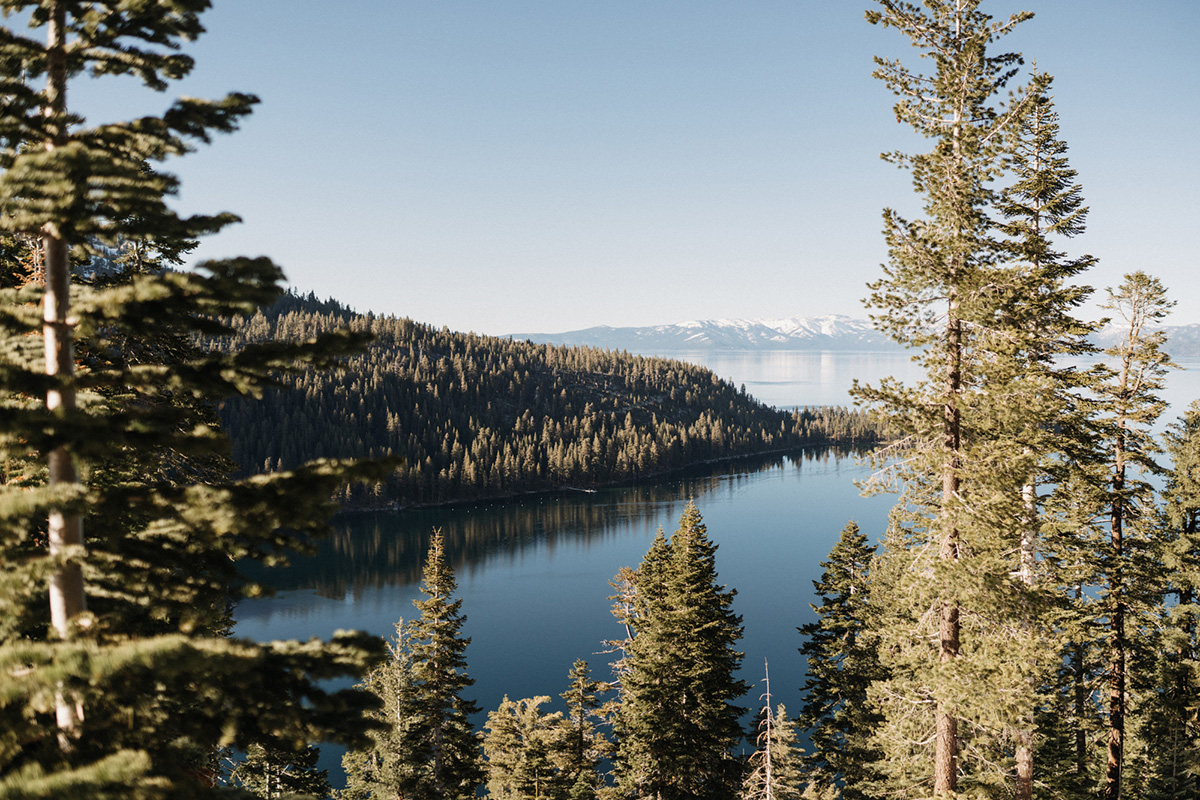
[242,446,873,601]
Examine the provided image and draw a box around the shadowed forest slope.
[210,293,882,507]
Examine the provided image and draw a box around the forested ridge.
[210,292,882,507]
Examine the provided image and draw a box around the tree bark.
[42,1,87,749]
[1013,474,1036,800]
[935,311,962,797]
[1073,633,1088,779]
[1104,457,1125,800]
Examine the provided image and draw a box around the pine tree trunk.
[1072,591,1088,781]
[1013,476,1036,800]
[1105,601,1125,800]
[936,311,962,797]
[42,1,87,749]
[1104,477,1125,800]
[1104,392,1129,800]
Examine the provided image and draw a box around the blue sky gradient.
[66,1,1200,333]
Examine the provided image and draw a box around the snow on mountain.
[509,315,899,352]
[1091,322,1200,357]
[511,316,1200,356]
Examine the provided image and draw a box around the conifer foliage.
[856,2,1070,796]
[228,742,331,800]
[481,661,608,800]
[0,3,386,797]
[1136,401,1200,800]
[796,522,882,800]
[344,533,483,800]
[856,4,1195,800]
[611,502,747,800]
[483,695,570,800]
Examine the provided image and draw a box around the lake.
[233,349,1200,782]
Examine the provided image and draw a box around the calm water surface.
[233,350,1200,780]
[236,448,891,727]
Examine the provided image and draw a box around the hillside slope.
[211,294,882,507]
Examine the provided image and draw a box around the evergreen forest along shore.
[209,292,884,508]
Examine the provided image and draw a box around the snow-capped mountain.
[513,316,1200,356]
[1091,322,1200,358]
[509,315,899,352]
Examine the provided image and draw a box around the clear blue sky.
[73,1,1200,334]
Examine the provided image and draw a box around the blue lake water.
[232,349,1200,782]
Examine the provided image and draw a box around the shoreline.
[334,437,883,516]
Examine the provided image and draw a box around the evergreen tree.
[481,661,608,800]
[0,4,386,796]
[796,522,882,800]
[483,695,570,800]
[408,531,483,799]
[341,621,425,800]
[855,4,1106,796]
[611,502,746,800]
[1137,399,1200,799]
[559,659,610,797]
[1087,272,1174,800]
[229,742,331,800]
[988,70,1098,800]
[343,533,482,800]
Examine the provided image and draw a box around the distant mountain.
[1092,323,1200,358]
[509,315,900,352]
[512,316,1200,357]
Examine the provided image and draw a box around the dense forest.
[211,292,882,507]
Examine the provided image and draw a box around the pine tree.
[229,742,331,800]
[559,659,609,797]
[1089,272,1174,800]
[1137,399,1200,799]
[856,3,1096,795]
[408,531,483,799]
[341,621,424,800]
[483,695,569,800]
[343,533,482,800]
[796,522,882,800]
[989,70,1098,800]
[611,501,746,800]
[0,4,387,795]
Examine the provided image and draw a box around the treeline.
[210,292,883,507]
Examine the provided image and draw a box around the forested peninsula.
[210,292,882,507]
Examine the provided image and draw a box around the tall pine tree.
[796,522,882,800]
[1134,400,1200,800]
[858,2,1038,794]
[611,502,746,800]
[1084,272,1174,800]
[344,532,483,800]
[989,70,1098,800]
[0,3,387,795]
